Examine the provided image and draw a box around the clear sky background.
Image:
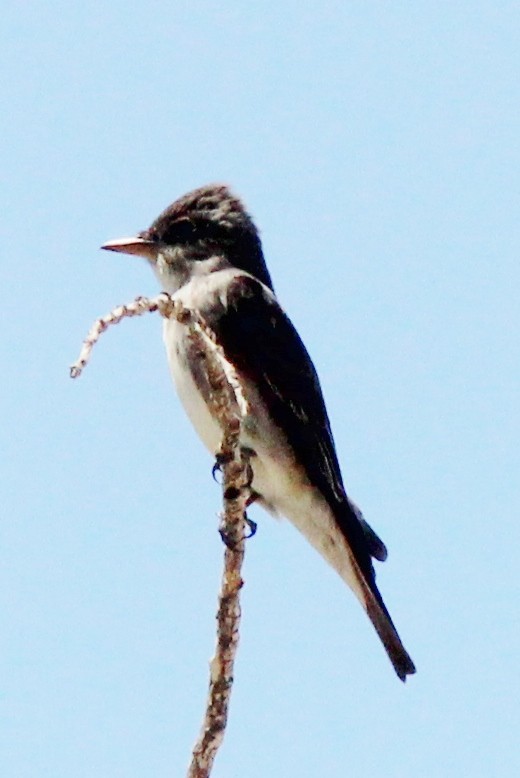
[2,2,519,776]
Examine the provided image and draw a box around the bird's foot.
[212,447,255,488]
[218,513,258,548]
[211,451,232,483]
[244,515,257,538]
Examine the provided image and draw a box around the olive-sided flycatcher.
[102,184,416,681]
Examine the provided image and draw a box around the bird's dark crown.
[141,184,273,289]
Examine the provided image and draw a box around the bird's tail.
[365,588,416,681]
[348,549,416,681]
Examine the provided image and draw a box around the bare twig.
[187,456,250,778]
[71,295,251,777]
[70,293,178,379]
[180,303,251,777]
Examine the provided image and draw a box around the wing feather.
[198,273,415,680]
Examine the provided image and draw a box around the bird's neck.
[152,250,232,295]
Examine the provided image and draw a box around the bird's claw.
[218,527,236,549]
[218,513,258,548]
[244,516,257,538]
[211,451,232,483]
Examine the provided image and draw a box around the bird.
[102,184,416,681]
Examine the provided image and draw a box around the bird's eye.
[162,218,197,244]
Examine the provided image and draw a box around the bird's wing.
[198,273,415,681]
[199,272,374,583]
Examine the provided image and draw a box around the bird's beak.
[101,236,158,260]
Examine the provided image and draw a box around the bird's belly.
[249,445,365,599]
[163,318,363,599]
[165,317,324,510]
[163,319,299,497]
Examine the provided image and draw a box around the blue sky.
[2,2,519,776]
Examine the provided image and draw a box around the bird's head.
[101,184,272,292]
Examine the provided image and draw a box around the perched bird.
[102,184,416,681]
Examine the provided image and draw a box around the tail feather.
[365,588,416,681]
[346,547,416,681]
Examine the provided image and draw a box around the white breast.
[161,277,365,604]
[163,316,223,454]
